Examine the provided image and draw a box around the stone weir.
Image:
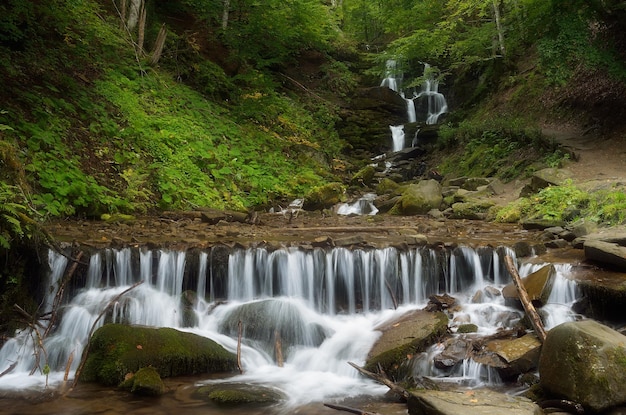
[57,242,531,316]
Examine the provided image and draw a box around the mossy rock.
[376,178,401,196]
[365,310,448,379]
[81,324,238,386]
[193,382,285,406]
[389,180,443,216]
[456,323,479,333]
[350,165,376,186]
[303,182,346,210]
[119,366,165,396]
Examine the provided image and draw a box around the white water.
[390,124,405,152]
[337,193,378,216]
[0,246,581,405]
[381,61,448,152]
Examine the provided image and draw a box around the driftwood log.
[323,403,382,415]
[504,255,547,343]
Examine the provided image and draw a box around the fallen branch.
[44,251,83,338]
[0,362,17,378]
[504,256,547,343]
[237,320,244,374]
[69,281,144,392]
[274,329,284,367]
[384,280,398,310]
[347,361,410,400]
[323,403,382,415]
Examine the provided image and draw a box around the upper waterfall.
[381,60,448,151]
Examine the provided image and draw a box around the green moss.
[194,383,284,406]
[81,324,237,386]
[303,182,346,210]
[457,324,479,333]
[119,366,165,396]
[364,312,448,378]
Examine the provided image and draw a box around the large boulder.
[390,180,443,215]
[584,239,626,271]
[365,310,448,379]
[218,299,329,361]
[303,182,346,210]
[502,264,556,309]
[193,382,285,406]
[82,324,238,386]
[539,320,626,413]
[408,389,542,415]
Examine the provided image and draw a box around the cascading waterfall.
[0,244,581,404]
[382,61,448,152]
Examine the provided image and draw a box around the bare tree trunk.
[119,0,127,30]
[504,256,546,343]
[237,320,244,374]
[492,0,506,57]
[274,330,284,367]
[127,0,142,31]
[222,0,231,30]
[137,0,146,56]
[149,24,167,66]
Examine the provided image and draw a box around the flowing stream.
[0,244,580,413]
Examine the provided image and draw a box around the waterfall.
[381,60,448,152]
[390,125,405,152]
[0,245,581,404]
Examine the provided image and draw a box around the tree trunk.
[149,24,167,66]
[222,0,231,30]
[504,256,547,343]
[127,0,142,31]
[137,0,146,56]
[492,0,506,57]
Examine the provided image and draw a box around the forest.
[1,0,626,251]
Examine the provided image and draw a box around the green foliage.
[538,5,626,85]
[437,118,561,180]
[495,182,626,226]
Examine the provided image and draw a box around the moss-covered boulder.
[376,178,401,196]
[82,324,238,386]
[119,366,165,396]
[193,382,285,406]
[350,165,377,187]
[539,320,626,413]
[365,310,448,379]
[303,182,346,210]
[389,180,443,215]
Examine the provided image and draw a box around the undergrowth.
[493,181,626,226]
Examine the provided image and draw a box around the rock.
[449,201,494,220]
[521,219,567,230]
[487,178,506,195]
[219,299,329,361]
[376,178,401,196]
[365,310,448,379]
[425,293,457,312]
[584,239,626,271]
[390,180,443,215]
[528,168,573,193]
[576,277,626,322]
[434,337,471,369]
[502,264,556,309]
[82,324,238,386]
[544,238,570,248]
[539,320,626,413]
[486,334,542,377]
[303,182,346,210]
[350,165,377,186]
[457,324,478,333]
[408,389,542,415]
[194,382,285,406]
[119,366,165,396]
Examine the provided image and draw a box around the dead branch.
[69,281,144,392]
[44,251,83,338]
[275,329,283,367]
[148,24,167,66]
[0,362,17,378]
[505,256,547,343]
[237,320,244,374]
[323,403,382,415]
[64,351,74,381]
[384,280,398,310]
[347,361,410,400]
